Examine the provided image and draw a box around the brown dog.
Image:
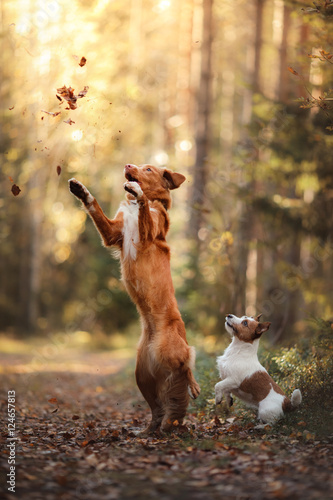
[69,164,200,433]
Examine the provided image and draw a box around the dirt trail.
[0,349,332,500]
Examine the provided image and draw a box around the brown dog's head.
[225,314,271,343]
[124,164,185,209]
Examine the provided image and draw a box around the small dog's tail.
[291,389,302,408]
[283,389,302,413]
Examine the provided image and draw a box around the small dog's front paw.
[124,181,143,199]
[69,178,93,206]
[215,383,223,405]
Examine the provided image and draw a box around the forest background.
[1,0,332,345]
[1,2,333,497]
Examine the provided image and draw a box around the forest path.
[0,347,332,500]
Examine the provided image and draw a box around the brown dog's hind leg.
[160,371,190,433]
[135,361,164,435]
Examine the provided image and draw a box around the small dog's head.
[225,314,271,343]
[124,164,186,209]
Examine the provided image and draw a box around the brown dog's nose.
[125,164,132,168]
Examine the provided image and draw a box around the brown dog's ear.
[255,313,263,322]
[163,169,186,190]
[255,321,271,337]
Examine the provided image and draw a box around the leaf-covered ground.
[1,346,333,500]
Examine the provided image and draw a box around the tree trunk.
[189,0,213,240]
[253,0,264,93]
[231,0,265,315]
[277,3,291,102]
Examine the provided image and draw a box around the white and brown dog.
[215,314,302,423]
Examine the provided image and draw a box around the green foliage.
[262,318,333,410]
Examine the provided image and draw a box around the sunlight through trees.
[1,0,332,343]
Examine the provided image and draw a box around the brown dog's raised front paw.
[123,181,143,199]
[69,178,93,206]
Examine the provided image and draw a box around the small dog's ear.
[255,313,263,322]
[255,321,271,336]
[163,169,186,190]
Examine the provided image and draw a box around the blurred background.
[1,0,332,347]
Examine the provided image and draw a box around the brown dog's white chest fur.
[215,314,302,423]
[118,201,140,261]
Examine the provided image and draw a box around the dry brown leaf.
[11,184,21,196]
[41,110,61,117]
[287,66,299,76]
[79,56,87,67]
[57,85,77,109]
[78,86,89,98]
[56,85,89,110]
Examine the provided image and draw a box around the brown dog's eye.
[243,320,248,327]
[146,168,152,172]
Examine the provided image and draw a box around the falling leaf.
[56,85,89,110]
[63,119,75,125]
[72,415,80,420]
[287,66,299,76]
[11,184,21,196]
[41,110,61,117]
[56,95,63,102]
[48,397,58,404]
[51,408,58,414]
[79,56,87,67]
[77,86,89,98]
[8,176,14,183]
[9,106,14,110]
[57,86,77,110]
[56,166,62,176]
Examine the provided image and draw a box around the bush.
[261,318,333,411]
